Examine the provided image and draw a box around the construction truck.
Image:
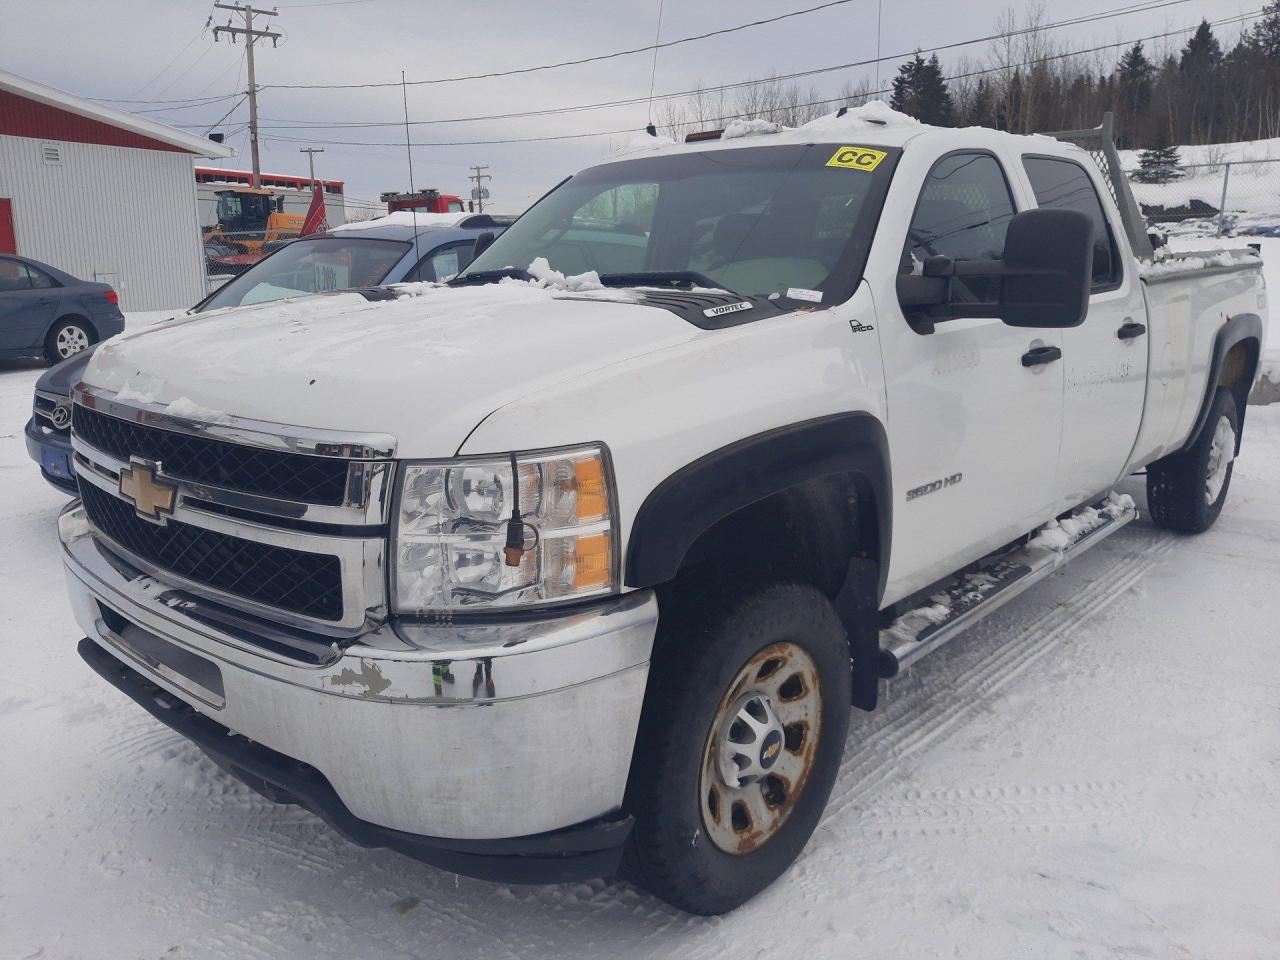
[381,188,468,214]
[203,187,305,253]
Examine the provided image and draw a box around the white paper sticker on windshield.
[787,287,823,303]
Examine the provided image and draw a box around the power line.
[241,9,1262,150]
[91,90,243,105]
[150,39,220,100]
[243,0,1197,131]
[126,13,214,99]
[264,0,871,89]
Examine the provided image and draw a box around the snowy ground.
[2,361,1278,958]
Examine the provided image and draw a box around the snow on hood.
[799,100,920,134]
[84,279,698,456]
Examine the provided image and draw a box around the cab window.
[1022,156,1120,289]
[406,241,476,283]
[902,152,1016,304]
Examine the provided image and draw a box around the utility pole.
[213,3,281,188]
[299,146,324,186]
[468,164,492,212]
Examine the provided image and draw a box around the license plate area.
[96,602,226,709]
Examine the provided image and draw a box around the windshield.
[216,194,242,222]
[197,236,411,312]
[461,143,896,301]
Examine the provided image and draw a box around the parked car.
[58,110,1266,915]
[0,253,122,364]
[25,214,513,493]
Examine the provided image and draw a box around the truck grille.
[80,480,344,621]
[74,405,350,505]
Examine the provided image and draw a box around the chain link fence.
[202,229,303,291]
[1128,157,1280,241]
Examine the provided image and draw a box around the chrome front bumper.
[61,503,657,842]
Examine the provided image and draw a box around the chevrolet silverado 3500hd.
[60,105,1266,914]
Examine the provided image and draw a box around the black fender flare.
[1180,312,1263,455]
[624,412,892,601]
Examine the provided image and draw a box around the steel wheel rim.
[56,325,89,358]
[700,641,822,855]
[1205,414,1235,505]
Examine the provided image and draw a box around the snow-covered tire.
[1147,387,1239,534]
[621,579,851,915]
[44,318,95,364]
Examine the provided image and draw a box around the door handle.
[1021,345,1062,367]
[1117,321,1147,340]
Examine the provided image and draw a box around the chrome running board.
[880,493,1138,677]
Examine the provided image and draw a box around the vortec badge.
[826,146,888,171]
[119,457,177,524]
[703,301,754,319]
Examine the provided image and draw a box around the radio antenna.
[646,0,666,127]
[401,70,422,269]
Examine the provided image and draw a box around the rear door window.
[1022,156,1121,289]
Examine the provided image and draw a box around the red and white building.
[0,69,235,310]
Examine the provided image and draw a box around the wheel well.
[671,472,880,598]
[1220,338,1259,410]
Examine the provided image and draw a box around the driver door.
[876,150,1065,602]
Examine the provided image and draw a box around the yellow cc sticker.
[826,146,888,171]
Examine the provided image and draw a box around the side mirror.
[472,231,496,260]
[896,208,1094,331]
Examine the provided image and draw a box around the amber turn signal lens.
[574,457,608,521]
[572,533,612,590]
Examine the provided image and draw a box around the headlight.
[393,444,617,614]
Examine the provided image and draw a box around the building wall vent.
[40,143,63,165]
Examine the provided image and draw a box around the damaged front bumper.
[61,502,657,883]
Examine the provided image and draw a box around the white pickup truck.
[60,105,1266,914]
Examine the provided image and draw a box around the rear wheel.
[45,319,95,363]
[622,579,851,915]
[1147,387,1239,533]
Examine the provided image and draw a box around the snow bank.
[722,118,782,140]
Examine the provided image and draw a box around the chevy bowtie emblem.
[119,458,177,524]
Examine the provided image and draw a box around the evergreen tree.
[1180,19,1223,74]
[890,53,954,125]
[1251,0,1280,58]
[969,76,993,128]
[1116,43,1155,145]
[1135,144,1184,183]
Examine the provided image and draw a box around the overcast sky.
[0,0,1259,212]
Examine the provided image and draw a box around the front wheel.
[45,319,95,363]
[1147,386,1239,533]
[622,579,851,915]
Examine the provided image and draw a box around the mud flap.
[834,557,882,711]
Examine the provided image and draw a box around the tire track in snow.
[821,527,1178,825]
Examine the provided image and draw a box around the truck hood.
[82,284,699,456]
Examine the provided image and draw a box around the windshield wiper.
[450,267,531,286]
[597,271,737,295]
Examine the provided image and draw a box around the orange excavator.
[203,187,304,253]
